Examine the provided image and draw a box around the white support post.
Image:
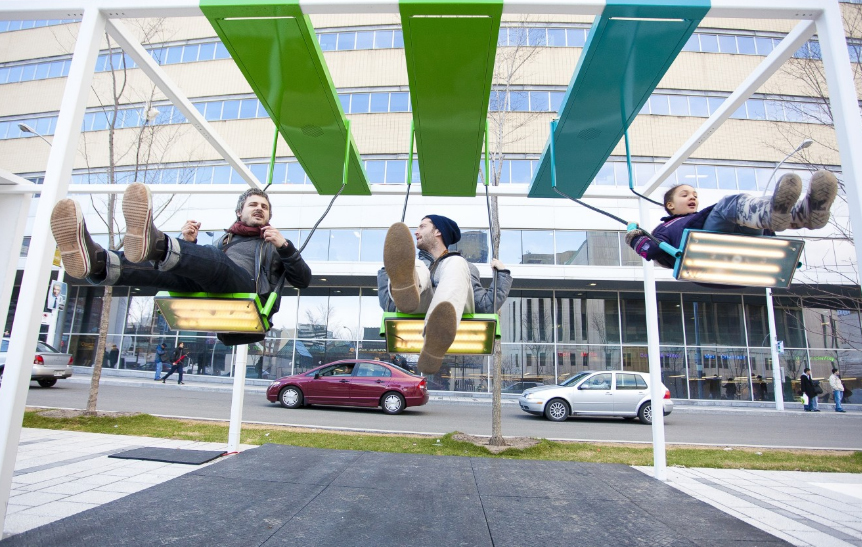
[0,8,105,535]
[639,199,667,481]
[0,173,33,346]
[105,19,262,190]
[815,2,862,277]
[642,20,817,197]
[227,344,249,453]
[765,288,785,411]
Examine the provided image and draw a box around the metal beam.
[0,7,105,535]
[105,19,262,190]
[641,19,817,197]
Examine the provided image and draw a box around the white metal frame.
[1,0,860,531]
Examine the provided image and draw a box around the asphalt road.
[24,378,862,450]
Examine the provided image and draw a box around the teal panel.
[528,0,709,199]
[201,0,370,195]
[400,1,502,197]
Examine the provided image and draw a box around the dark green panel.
[400,1,502,197]
[528,0,709,199]
[201,0,370,195]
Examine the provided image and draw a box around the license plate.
[54,371,65,377]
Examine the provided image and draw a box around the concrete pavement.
[2,427,861,545]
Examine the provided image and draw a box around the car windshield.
[559,371,591,387]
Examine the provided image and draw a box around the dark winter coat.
[629,206,715,269]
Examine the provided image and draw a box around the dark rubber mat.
[1,444,792,547]
[107,447,226,465]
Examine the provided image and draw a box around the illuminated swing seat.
[670,229,805,288]
[381,312,501,355]
[154,291,279,333]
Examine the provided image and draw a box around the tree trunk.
[86,285,112,415]
[488,194,506,446]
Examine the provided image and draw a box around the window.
[581,373,612,390]
[616,373,645,389]
[354,362,391,377]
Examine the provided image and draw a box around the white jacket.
[829,373,844,392]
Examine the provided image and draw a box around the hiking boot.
[123,182,166,263]
[50,199,106,279]
[383,222,420,313]
[735,173,801,231]
[417,302,458,375]
[790,170,838,230]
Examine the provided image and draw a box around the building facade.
[2,9,861,403]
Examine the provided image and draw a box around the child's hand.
[625,229,646,246]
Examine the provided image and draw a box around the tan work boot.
[417,302,458,375]
[383,222,420,313]
[50,199,106,280]
[123,182,166,263]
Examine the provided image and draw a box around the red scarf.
[227,221,269,238]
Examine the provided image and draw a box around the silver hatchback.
[518,370,673,424]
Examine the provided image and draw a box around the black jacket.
[214,233,312,313]
[800,373,817,397]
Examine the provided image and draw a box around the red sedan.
[266,359,428,415]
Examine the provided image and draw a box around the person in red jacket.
[626,170,838,268]
[161,342,188,385]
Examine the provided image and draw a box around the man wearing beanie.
[378,216,513,373]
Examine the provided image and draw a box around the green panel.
[400,1,502,197]
[201,0,369,195]
[528,0,709,199]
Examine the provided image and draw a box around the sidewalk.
[3,428,861,545]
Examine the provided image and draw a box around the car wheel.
[279,386,303,409]
[638,402,652,425]
[37,378,57,388]
[544,398,569,422]
[381,392,405,415]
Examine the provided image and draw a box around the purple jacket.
[630,205,714,269]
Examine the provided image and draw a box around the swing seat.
[672,229,804,288]
[380,312,501,355]
[154,291,278,334]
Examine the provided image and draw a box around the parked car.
[518,370,673,424]
[0,338,74,388]
[266,359,429,415]
[502,381,543,394]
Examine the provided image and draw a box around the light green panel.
[201,0,370,195]
[400,1,502,197]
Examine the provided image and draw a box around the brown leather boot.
[122,182,166,263]
[50,199,106,280]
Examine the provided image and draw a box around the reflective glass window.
[356,31,374,50]
[737,36,756,54]
[287,163,307,184]
[337,32,356,50]
[221,100,240,120]
[700,34,719,52]
[736,168,757,191]
[594,163,615,186]
[374,30,393,49]
[668,95,689,116]
[650,95,669,115]
[620,293,647,344]
[499,230,522,265]
[587,232,620,266]
[696,165,717,189]
[165,46,182,64]
[198,42,215,61]
[508,28,527,46]
[755,37,774,55]
[510,160,532,183]
[509,91,529,111]
[520,231,554,265]
[239,99,257,119]
[718,35,738,53]
[370,93,389,113]
[385,160,405,183]
[393,31,404,48]
[684,294,745,346]
[555,291,620,344]
[683,35,699,51]
[299,229,329,261]
[365,160,385,183]
[707,97,725,115]
[351,93,370,114]
[360,229,385,262]
[530,91,549,112]
[528,28,547,46]
[566,28,586,47]
[550,92,564,112]
[181,44,199,62]
[329,230,361,262]
[390,92,409,112]
[204,102,221,121]
[716,166,737,190]
[319,34,336,51]
[547,29,566,46]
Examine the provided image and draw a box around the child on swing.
[626,170,838,269]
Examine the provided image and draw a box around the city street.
[24,378,862,450]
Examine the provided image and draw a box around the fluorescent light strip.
[681,271,777,286]
[692,232,792,247]
[682,259,782,273]
[687,243,787,258]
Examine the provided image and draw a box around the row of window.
[60,285,861,353]
[4,21,861,87]
[0,19,77,33]
[1,88,844,142]
[53,153,825,194]
[69,225,837,273]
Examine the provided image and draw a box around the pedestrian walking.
[161,342,188,384]
[829,368,846,413]
[153,343,167,380]
[108,344,120,368]
[800,367,820,412]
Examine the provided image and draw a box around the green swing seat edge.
[154,291,272,333]
[528,0,710,199]
[200,0,370,196]
[400,0,502,197]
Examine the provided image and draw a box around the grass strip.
[22,410,862,473]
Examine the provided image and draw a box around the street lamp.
[17,122,52,147]
[762,138,813,195]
